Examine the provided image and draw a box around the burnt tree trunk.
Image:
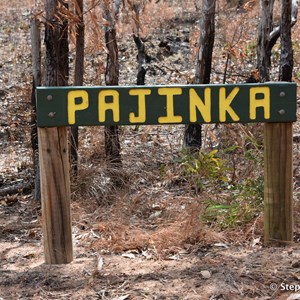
[194,0,216,84]
[279,0,294,81]
[44,1,69,86]
[133,34,147,85]
[104,27,121,165]
[268,0,298,52]
[71,0,84,174]
[58,2,69,86]
[30,17,42,200]
[132,1,147,86]
[103,1,121,165]
[184,0,216,150]
[257,0,275,82]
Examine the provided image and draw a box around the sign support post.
[264,122,293,245]
[38,127,73,264]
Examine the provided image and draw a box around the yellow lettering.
[158,88,183,123]
[189,88,211,123]
[68,90,89,125]
[98,90,120,122]
[219,87,240,122]
[129,89,151,123]
[249,87,270,120]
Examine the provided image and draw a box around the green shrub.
[201,176,264,229]
[179,149,229,193]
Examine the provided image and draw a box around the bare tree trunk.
[43,0,69,86]
[44,0,65,86]
[184,0,216,149]
[133,34,147,85]
[194,0,216,85]
[132,4,147,84]
[102,1,122,166]
[268,0,298,52]
[74,0,84,86]
[58,2,69,86]
[279,0,294,81]
[30,17,42,200]
[131,2,147,133]
[257,0,275,82]
[71,0,84,175]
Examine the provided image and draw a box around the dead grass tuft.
[88,197,227,257]
[72,162,132,205]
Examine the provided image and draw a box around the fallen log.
[0,180,33,196]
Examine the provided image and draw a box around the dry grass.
[80,195,227,256]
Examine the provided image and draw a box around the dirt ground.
[3,198,300,300]
[1,0,300,299]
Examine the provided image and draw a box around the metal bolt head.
[48,112,56,118]
[47,95,53,101]
[280,92,285,97]
[278,109,286,115]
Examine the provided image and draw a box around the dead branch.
[268,0,298,52]
[0,181,33,197]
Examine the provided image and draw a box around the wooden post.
[264,122,293,245]
[38,127,73,263]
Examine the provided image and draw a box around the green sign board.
[36,83,297,127]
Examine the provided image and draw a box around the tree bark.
[71,0,85,174]
[279,0,294,81]
[58,2,69,86]
[184,0,216,150]
[268,0,298,52]
[133,34,147,85]
[103,1,122,165]
[257,0,275,82]
[30,17,42,200]
[194,0,216,85]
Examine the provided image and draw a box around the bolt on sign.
[36,83,297,127]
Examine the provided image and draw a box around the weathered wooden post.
[264,122,293,245]
[263,83,294,247]
[38,126,73,263]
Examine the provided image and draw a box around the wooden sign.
[36,82,297,127]
[36,82,297,264]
